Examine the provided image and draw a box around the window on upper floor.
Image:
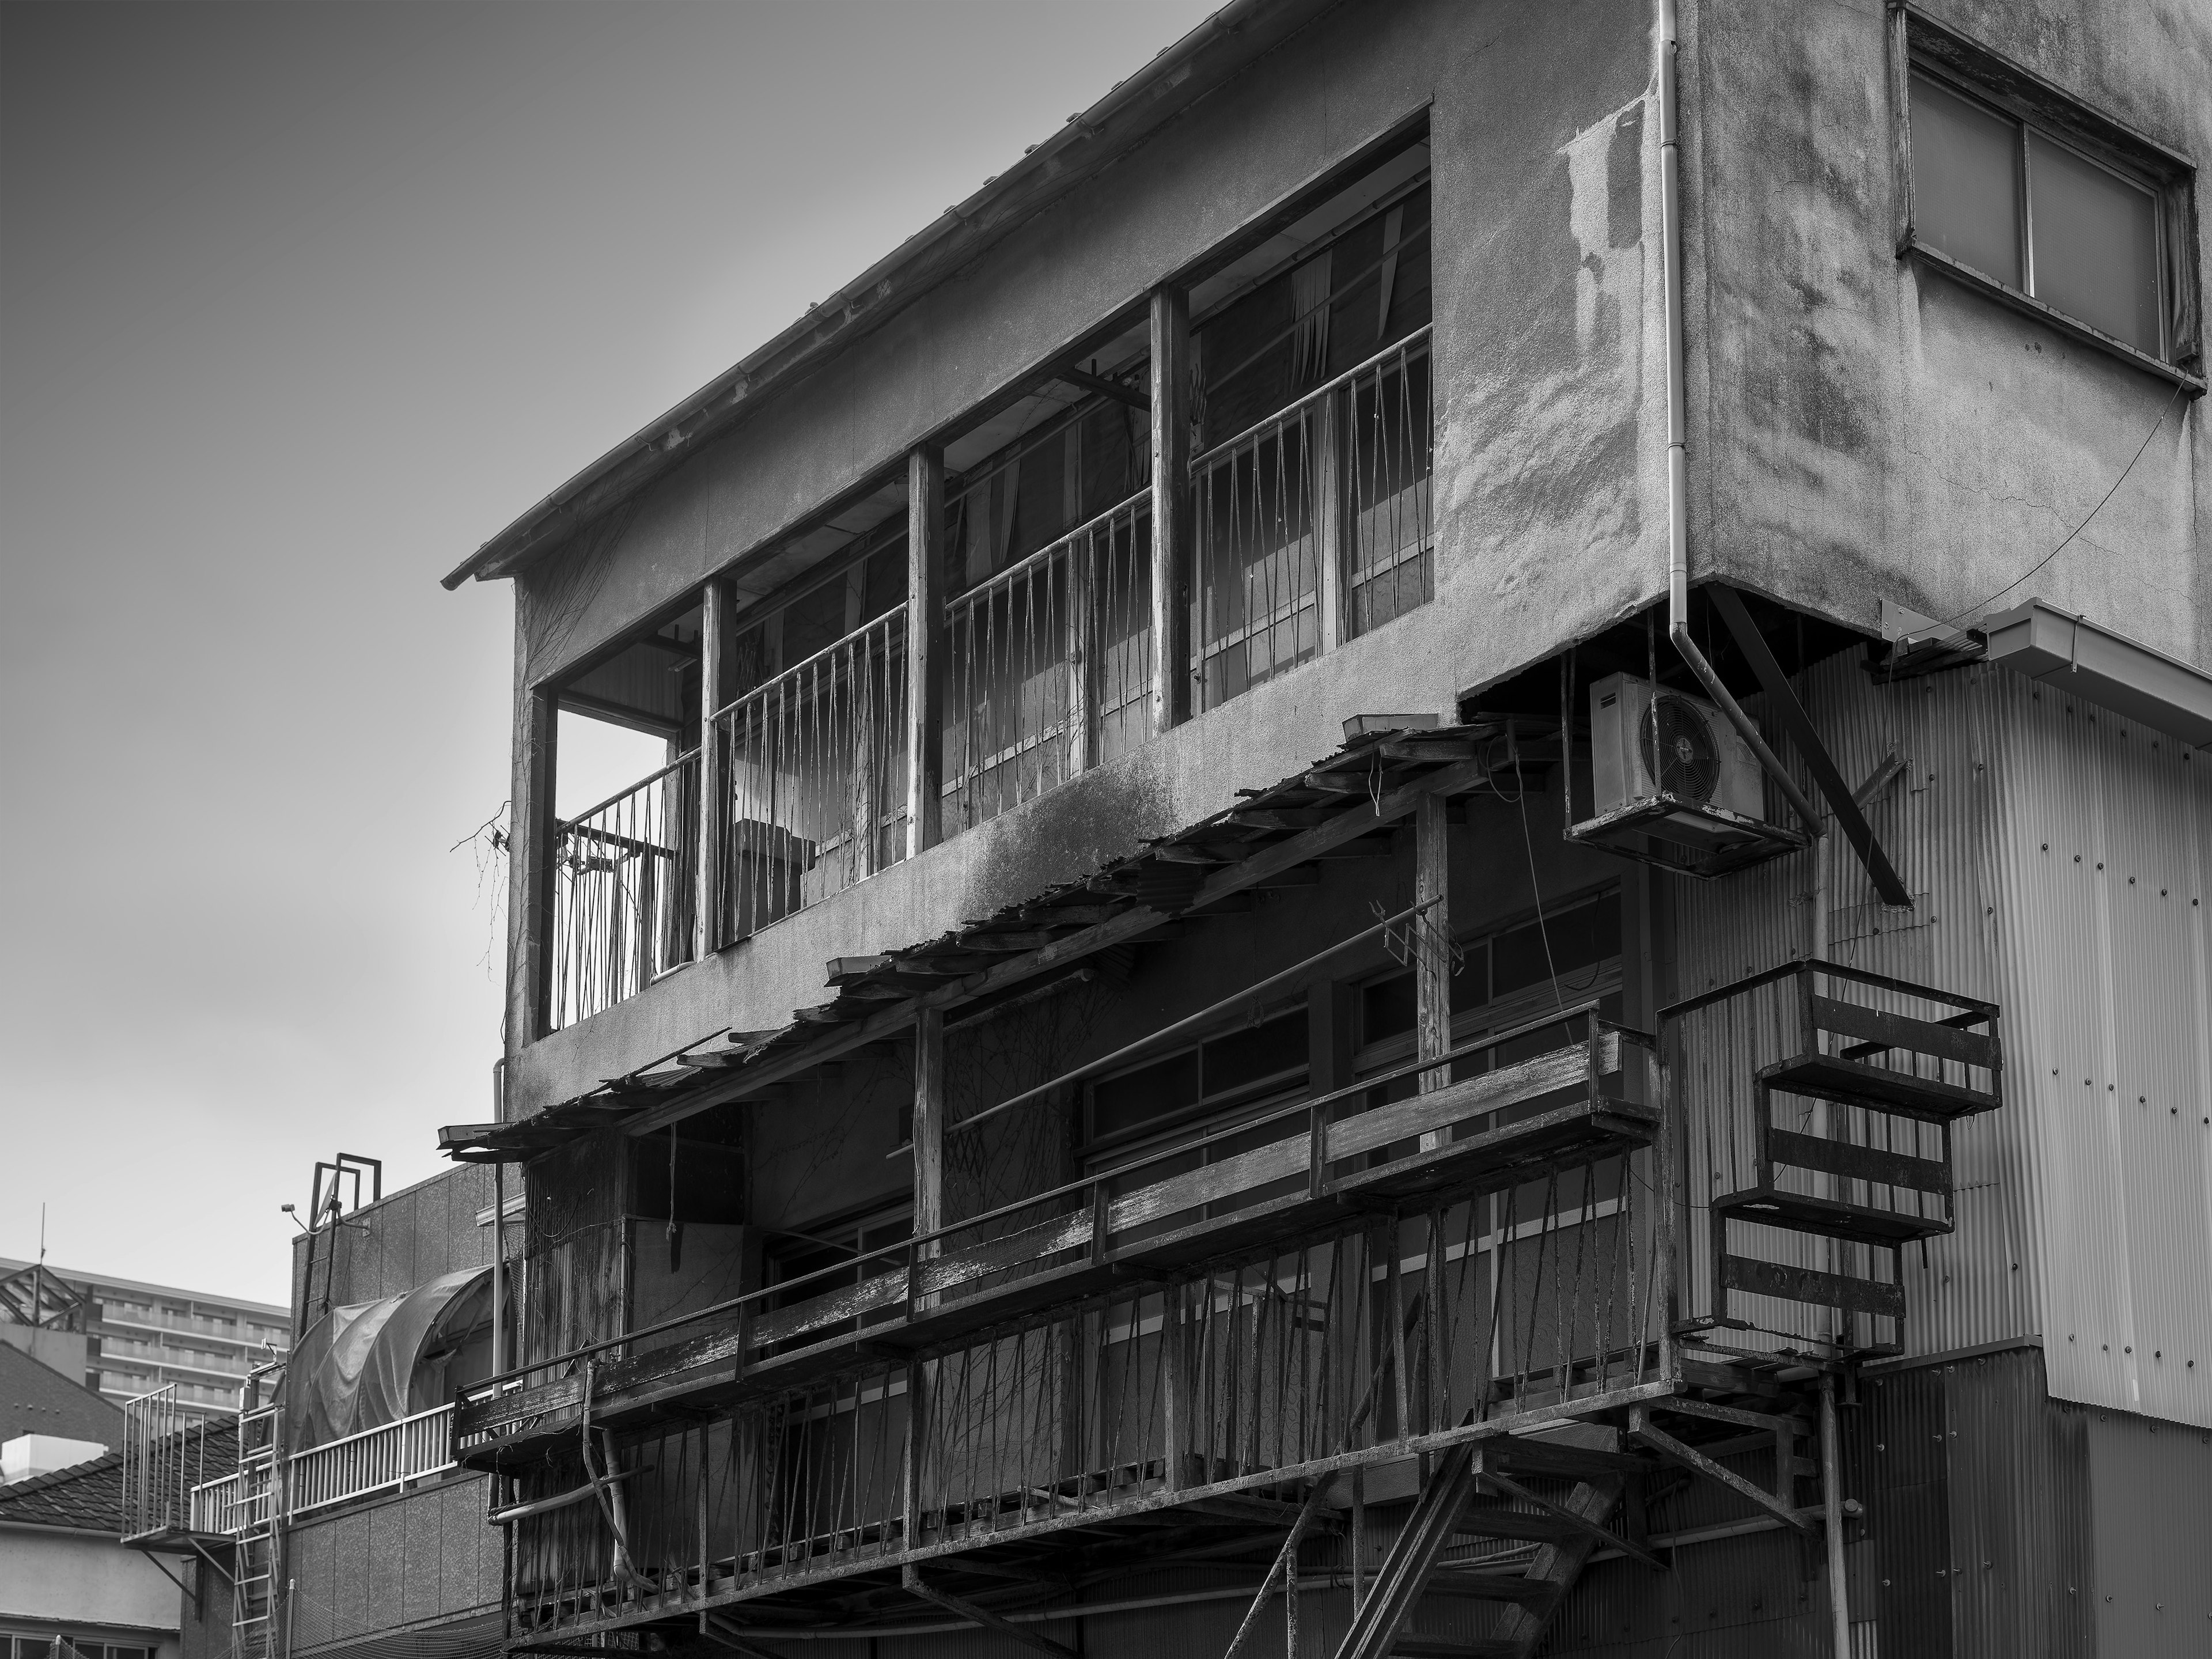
[1898,16,2201,381]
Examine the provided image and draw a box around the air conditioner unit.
[1586,673,1768,849]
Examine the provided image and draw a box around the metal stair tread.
[1711,1187,1950,1244]
[1760,1054,1998,1121]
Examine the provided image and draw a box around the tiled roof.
[0,1421,236,1535]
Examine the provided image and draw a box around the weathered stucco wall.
[502,0,1669,1097]
[1683,0,2209,666]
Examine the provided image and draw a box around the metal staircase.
[1679,961,2001,1354]
[1321,960,2003,1659]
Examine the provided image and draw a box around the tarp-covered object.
[286,1267,491,1452]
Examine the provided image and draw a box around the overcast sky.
[0,0,1215,1306]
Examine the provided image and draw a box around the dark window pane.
[862,544,907,623]
[1202,1010,1308,1096]
[2028,132,2161,353]
[1493,893,1622,999]
[781,573,850,664]
[1361,971,1416,1043]
[1912,75,2022,286]
[1091,1050,1202,1140]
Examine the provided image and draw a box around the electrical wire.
[1944,380,2184,626]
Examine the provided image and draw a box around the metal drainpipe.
[1656,0,1825,835]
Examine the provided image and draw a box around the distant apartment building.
[0,1263,288,1419]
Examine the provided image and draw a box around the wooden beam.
[907,444,946,858]
[1057,366,1149,410]
[1708,582,1911,906]
[697,1613,790,1659]
[696,576,729,959]
[900,1568,1078,1659]
[517,683,558,1043]
[1149,285,1191,735]
[623,755,1497,1137]
[1414,791,1450,1149]
[1627,1407,1816,1533]
[912,1006,944,1238]
[1477,1467,1664,1571]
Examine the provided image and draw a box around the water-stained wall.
[1683,0,2209,665]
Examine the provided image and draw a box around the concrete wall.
[289,1165,497,1328]
[1683,0,2209,666]
[503,0,1671,1091]
[282,1474,502,1655]
[0,1525,181,1634]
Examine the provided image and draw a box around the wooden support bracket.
[698,1612,794,1659]
[1476,1467,1665,1571]
[900,1567,1078,1659]
[1627,1407,1816,1533]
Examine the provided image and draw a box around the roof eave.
[441,0,1334,592]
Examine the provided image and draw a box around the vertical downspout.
[1656,0,1825,835]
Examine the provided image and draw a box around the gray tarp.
[286,1267,491,1452]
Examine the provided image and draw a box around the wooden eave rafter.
[438,721,1544,1164]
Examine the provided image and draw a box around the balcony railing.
[291,1403,457,1516]
[944,491,1151,831]
[713,605,907,945]
[185,1404,457,1535]
[466,1008,1666,1635]
[1192,327,1432,711]
[120,1384,228,1541]
[550,754,698,1031]
[543,333,1429,1025]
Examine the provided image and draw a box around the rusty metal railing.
[1191,325,1432,712]
[942,491,1151,831]
[710,607,908,945]
[549,753,699,1031]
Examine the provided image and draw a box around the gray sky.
[0,0,1214,1306]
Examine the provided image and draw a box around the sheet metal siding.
[1671,654,2212,1416]
[1986,670,2212,1426]
[2082,1405,2212,1656]
[1670,654,2035,1359]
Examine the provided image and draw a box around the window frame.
[1892,7,2203,393]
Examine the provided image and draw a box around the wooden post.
[1149,286,1191,734]
[1313,387,1346,654]
[490,1161,506,1377]
[911,1006,944,1239]
[514,682,559,1043]
[1414,793,1451,1149]
[906,446,946,859]
[696,577,729,959]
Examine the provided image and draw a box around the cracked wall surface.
[1685,0,2208,665]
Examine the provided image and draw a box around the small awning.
[285,1268,491,1452]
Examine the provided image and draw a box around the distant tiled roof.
[0,1338,123,1445]
[0,1421,236,1535]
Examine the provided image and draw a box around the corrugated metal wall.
[1671,653,2212,1425]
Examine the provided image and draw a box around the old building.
[147,2,2210,1656]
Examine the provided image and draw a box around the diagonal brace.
[1476,1469,1665,1571]
[1708,584,1912,906]
[902,1566,1077,1659]
[1628,1407,1816,1533]
[1222,1480,1332,1659]
[696,1615,788,1659]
